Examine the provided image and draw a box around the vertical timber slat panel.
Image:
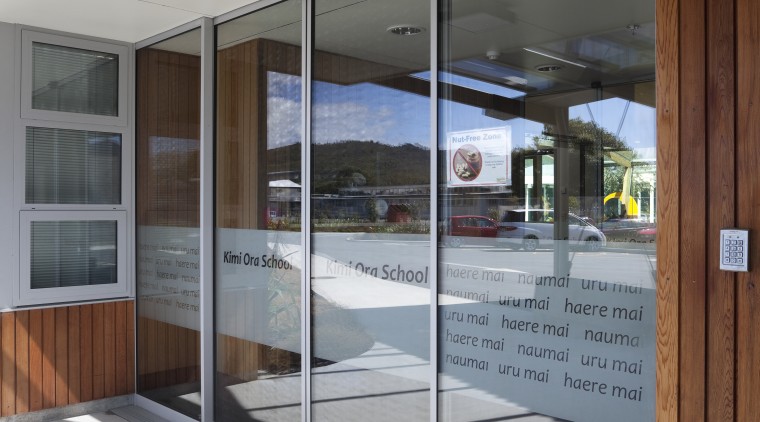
[28,310,42,412]
[92,304,104,400]
[42,308,55,409]
[255,41,268,231]
[242,42,252,229]
[169,52,181,226]
[656,0,680,420]
[54,307,68,407]
[176,316,188,384]
[67,306,80,405]
[189,328,198,382]
[177,53,189,226]
[136,316,146,391]
[145,317,156,390]
[679,0,707,420]
[126,301,135,393]
[136,49,149,226]
[115,301,127,396]
[737,0,760,420]
[79,305,93,403]
[216,48,227,227]
[0,302,136,417]
[155,313,166,389]
[15,311,29,414]
[706,0,736,420]
[2,312,15,416]
[166,314,177,387]
[103,302,116,398]
[189,52,201,225]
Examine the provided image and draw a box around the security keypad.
[720,229,749,272]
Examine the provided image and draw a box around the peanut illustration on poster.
[448,127,511,187]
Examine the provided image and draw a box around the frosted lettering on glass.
[439,260,656,422]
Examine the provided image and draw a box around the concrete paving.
[54,412,129,422]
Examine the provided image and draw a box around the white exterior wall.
[0,21,15,310]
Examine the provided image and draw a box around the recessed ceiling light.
[535,64,563,72]
[387,25,425,35]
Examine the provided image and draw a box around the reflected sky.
[267,69,655,158]
[571,98,656,158]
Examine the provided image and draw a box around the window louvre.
[16,30,131,306]
[32,42,119,116]
[30,220,118,289]
[26,127,122,205]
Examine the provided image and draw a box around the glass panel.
[26,127,122,204]
[311,0,431,419]
[31,220,117,289]
[438,1,656,421]
[32,42,119,116]
[215,2,303,420]
[135,28,202,420]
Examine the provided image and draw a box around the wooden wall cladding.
[136,317,199,391]
[736,0,760,420]
[677,0,706,420]
[216,334,261,383]
[706,0,736,420]
[135,47,202,392]
[216,38,270,230]
[658,0,740,420]
[0,301,134,417]
[655,0,680,418]
[136,48,201,228]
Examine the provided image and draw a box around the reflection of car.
[600,218,656,243]
[442,215,499,247]
[497,209,607,251]
[634,226,657,243]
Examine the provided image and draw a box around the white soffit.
[0,0,260,43]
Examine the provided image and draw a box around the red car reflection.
[600,218,657,243]
[443,215,499,247]
[636,226,657,243]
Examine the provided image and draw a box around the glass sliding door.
[310,0,431,419]
[437,1,656,421]
[214,1,303,420]
[135,28,202,419]
[132,1,662,420]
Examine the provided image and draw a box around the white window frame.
[17,119,131,211]
[20,30,129,127]
[18,210,129,306]
[13,26,134,307]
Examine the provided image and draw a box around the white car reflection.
[497,209,607,252]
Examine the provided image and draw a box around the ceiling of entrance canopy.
[0,0,655,96]
[0,0,257,43]
[215,0,655,96]
[446,0,655,95]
